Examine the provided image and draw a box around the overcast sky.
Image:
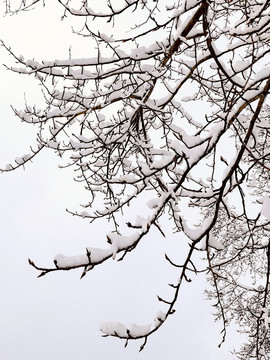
[0,3,241,359]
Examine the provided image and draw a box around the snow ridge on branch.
[2,0,270,358]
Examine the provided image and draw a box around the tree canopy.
[1,0,270,358]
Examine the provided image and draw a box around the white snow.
[100,321,151,338]
[261,307,270,327]
[54,253,89,267]
[54,247,112,267]
[128,323,151,337]
[100,322,128,337]
[147,198,160,209]
[261,197,270,219]
[154,311,166,327]
[208,235,224,250]
[107,232,140,260]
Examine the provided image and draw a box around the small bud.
[106,235,112,244]
[38,271,46,278]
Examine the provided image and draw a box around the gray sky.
[0,3,240,359]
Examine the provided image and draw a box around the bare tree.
[1,0,270,358]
